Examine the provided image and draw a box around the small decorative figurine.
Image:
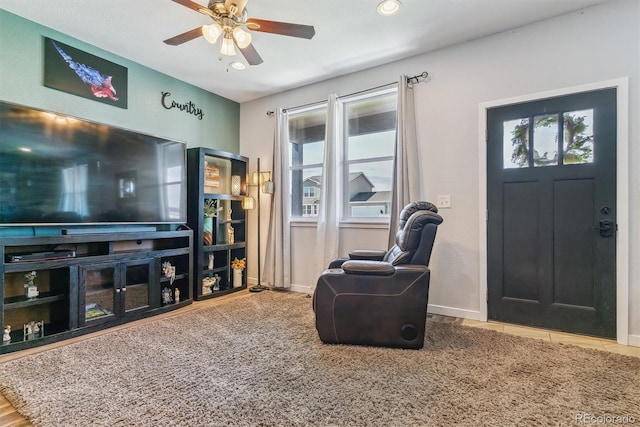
[226,208,232,221]
[213,273,221,291]
[3,325,11,343]
[24,322,32,337]
[202,277,214,295]
[227,225,235,244]
[162,261,176,285]
[208,254,214,270]
[24,270,39,299]
[174,288,180,303]
[161,287,173,305]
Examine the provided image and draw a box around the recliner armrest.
[328,257,350,269]
[342,260,395,276]
[348,249,386,261]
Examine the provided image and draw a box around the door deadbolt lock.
[593,219,615,238]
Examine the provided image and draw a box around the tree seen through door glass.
[563,109,594,164]
[503,118,529,169]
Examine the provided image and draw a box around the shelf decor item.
[24,271,39,299]
[161,287,173,305]
[23,321,44,341]
[204,161,220,192]
[231,175,241,196]
[227,224,235,244]
[202,276,214,295]
[231,257,246,288]
[162,261,176,285]
[203,199,222,245]
[3,326,11,343]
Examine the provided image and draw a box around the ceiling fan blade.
[163,27,203,46]
[170,0,208,13]
[246,19,315,39]
[239,43,264,66]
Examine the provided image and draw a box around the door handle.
[593,219,615,237]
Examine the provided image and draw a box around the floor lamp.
[247,158,273,293]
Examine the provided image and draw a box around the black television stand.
[62,226,157,235]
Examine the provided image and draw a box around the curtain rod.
[266,71,428,117]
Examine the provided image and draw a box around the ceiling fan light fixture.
[232,27,252,49]
[220,35,237,56]
[230,61,246,70]
[202,23,223,44]
[377,0,401,16]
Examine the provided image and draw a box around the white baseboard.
[627,335,640,348]
[290,284,313,294]
[247,278,311,294]
[427,304,484,321]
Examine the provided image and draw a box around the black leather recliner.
[313,201,443,349]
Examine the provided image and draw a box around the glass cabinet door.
[123,262,150,314]
[83,266,116,323]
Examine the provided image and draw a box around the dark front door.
[487,89,617,338]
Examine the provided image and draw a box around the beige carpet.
[0,291,639,427]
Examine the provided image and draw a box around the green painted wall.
[0,9,239,151]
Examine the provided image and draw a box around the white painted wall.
[240,0,640,341]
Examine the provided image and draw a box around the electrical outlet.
[437,195,451,209]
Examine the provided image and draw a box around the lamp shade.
[220,36,236,56]
[242,196,255,210]
[202,23,223,43]
[232,27,252,49]
[263,180,274,194]
[231,175,241,196]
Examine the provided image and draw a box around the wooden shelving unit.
[187,147,249,300]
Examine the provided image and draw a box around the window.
[289,106,327,218]
[503,109,594,169]
[288,88,398,221]
[302,204,318,216]
[343,89,397,219]
[303,186,316,198]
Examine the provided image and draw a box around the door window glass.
[533,114,559,167]
[563,109,594,164]
[503,118,529,169]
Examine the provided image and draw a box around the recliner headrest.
[389,202,443,265]
[397,201,438,231]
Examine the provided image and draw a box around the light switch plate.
[437,195,451,209]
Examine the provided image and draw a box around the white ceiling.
[1,0,607,103]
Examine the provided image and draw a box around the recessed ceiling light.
[230,61,246,70]
[377,0,401,16]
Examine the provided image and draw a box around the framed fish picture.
[43,37,128,109]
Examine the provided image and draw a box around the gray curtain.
[388,75,422,247]
[262,108,292,289]
[314,94,342,285]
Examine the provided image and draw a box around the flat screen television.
[0,100,187,225]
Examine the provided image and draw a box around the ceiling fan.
[164,0,316,66]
